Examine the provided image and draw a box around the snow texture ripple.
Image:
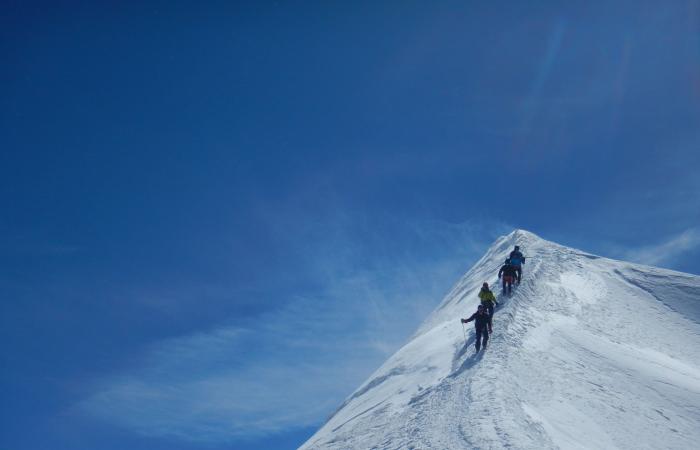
[300,230,700,450]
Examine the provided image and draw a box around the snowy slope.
[300,230,700,450]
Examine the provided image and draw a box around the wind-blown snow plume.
[301,230,700,449]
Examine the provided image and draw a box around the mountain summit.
[301,230,700,449]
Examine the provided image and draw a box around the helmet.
[482,282,489,288]
[505,258,511,264]
[514,245,520,251]
[477,304,485,310]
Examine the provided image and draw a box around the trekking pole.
[461,321,467,346]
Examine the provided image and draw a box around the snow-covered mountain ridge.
[301,230,700,450]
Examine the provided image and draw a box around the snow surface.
[300,230,700,450]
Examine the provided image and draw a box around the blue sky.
[2,1,699,449]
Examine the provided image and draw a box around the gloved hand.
[460,319,466,324]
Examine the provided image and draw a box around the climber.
[478,282,498,327]
[461,304,492,352]
[509,245,525,283]
[498,258,518,295]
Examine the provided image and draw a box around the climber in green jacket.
[478,282,499,329]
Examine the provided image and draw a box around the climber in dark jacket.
[461,304,493,352]
[498,259,518,295]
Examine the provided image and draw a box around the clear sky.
[2,1,699,449]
